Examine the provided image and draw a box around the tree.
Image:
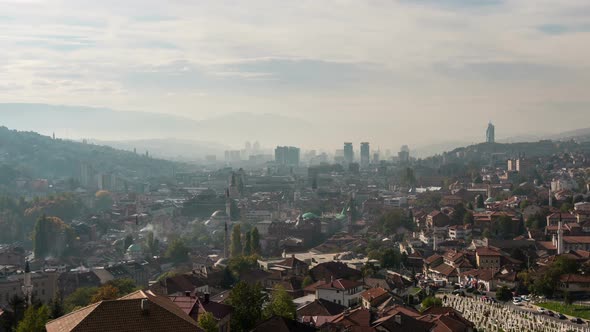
[16,305,50,332]
[33,215,74,259]
[476,195,485,209]
[243,231,252,256]
[95,190,113,211]
[564,291,573,305]
[227,282,267,332]
[302,276,313,288]
[421,296,442,311]
[165,239,189,263]
[64,287,99,312]
[378,209,413,235]
[251,227,261,255]
[263,285,296,320]
[463,211,474,225]
[91,284,119,303]
[50,296,65,319]
[381,248,400,268]
[106,278,137,295]
[495,286,512,302]
[197,312,218,332]
[230,224,242,258]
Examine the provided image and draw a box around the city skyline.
[1,1,590,149]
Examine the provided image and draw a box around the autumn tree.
[91,285,119,303]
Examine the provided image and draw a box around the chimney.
[185,291,191,297]
[204,293,210,304]
[394,314,402,325]
[141,299,149,315]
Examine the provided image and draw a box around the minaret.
[433,233,438,251]
[22,261,32,307]
[548,187,553,207]
[557,214,564,255]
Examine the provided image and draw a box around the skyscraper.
[486,122,495,143]
[343,142,354,165]
[398,145,410,163]
[275,146,300,166]
[360,142,370,168]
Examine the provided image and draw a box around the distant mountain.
[89,138,230,161]
[549,127,590,142]
[0,126,189,182]
[0,103,315,151]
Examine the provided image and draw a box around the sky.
[1,0,589,150]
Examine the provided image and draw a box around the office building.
[486,122,495,143]
[360,142,370,168]
[343,142,354,165]
[275,146,300,166]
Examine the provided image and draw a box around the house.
[45,290,202,332]
[251,316,316,332]
[149,274,209,296]
[168,293,232,332]
[316,278,364,307]
[427,211,451,228]
[297,299,346,318]
[309,261,362,282]
[559,274,590,293]
[475,247,501,269]
[361,287,392,310]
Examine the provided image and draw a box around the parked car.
[537,307,546,313]
[558,314,566,320]
[513,301,524,306]
[546,311,554,317]
[570,318,583,324]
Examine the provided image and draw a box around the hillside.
[0,126,190,184]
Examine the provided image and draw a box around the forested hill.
[0,126,189,183]
[442,140,590,161]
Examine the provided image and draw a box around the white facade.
[316,285,363,307]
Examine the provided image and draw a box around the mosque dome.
[302,212,320,220]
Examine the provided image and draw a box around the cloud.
[0,0,589,148]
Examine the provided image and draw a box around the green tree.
[227,282,267,332]
[251,227,261,255]
[165,239,189,263]
[33,215,73,259]
[33,215,49,258]
[495,286,512,302]
[243,231,252,256]
[197,312,218,332]
[230,224,242,258]
[378,209,413,235]
[263,285,296,320]
[106,278,137,295]
[302,276,313,288]
[564,291,573,305]
[50,296,65,319]
[476,195,485,209]
[16,305,50,332]
[380,248,400,268]
[463,211,474,225]
[421,296,442,311]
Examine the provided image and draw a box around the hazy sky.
[1,0,589,149]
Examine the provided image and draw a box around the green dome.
[302,212,320,220]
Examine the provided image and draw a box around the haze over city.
[1,0,590,153]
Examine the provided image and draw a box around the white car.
[537,307,546,313]
[513,301,524,306]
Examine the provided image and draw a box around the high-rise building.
[360,142,370,168]
[398,145,410,163]
[343,142,354,165]
[486,122,495,143]
[275,146,300,166]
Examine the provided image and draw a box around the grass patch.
[537,301,590,320]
